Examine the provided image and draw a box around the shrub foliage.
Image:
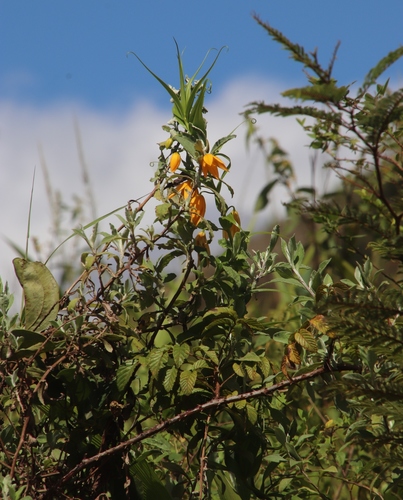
[1,19,403,499]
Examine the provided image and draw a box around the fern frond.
[252,14,325,78]
[357,88,403,143]
[245,102,342,124]
[360,46,403,94]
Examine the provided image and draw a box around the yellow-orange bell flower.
[169,180,193,200]
[189,190,206,226]
[195,231,210,254]
[199,153,228,179]
[169,152,181,173]
[195,230,210,266]
[223,209,241,239]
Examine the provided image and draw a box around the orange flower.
[195,231,210,266]
[189,190,206,226]
[169,152,181,173]
[199,153,228,179]
[223,209,241,239]
[195,231,210,254]
[169,180,193,200]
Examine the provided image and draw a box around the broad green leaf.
[214,471,242,500]
[235,399,246,409]
[232,363,245,377]
[238,352,261,363]
[266,453,287,463]
[203,307,238,322]
[116,362,137,393]
[246,404,258,425]
[13,258,59,332]
[131,459,173,500]
[179,370,197,395]
[11,329,46,349]
[147,348,169,376]
[204,350,219,365]
[294,328,318,352]
[173,343,190,367]
[163,366,178,392]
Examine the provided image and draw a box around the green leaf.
[147,348,169,376]
[254,180,278,212]
[116,362,137,393]
[13,258,59,332]
[294,329,318,352]
[131,459,173,500]
[246,404,258,425]
[173,343,190,367]
[238,352,261,363]
[232,363,245,377]
[179,370,197,395]
[163,366,178,392]
[11,329,46,349]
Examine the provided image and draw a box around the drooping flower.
[169,180,193,200]
[189,190,206,226]
[195,231,210,266]
[195,231,210,254]
[169,152,181,172]
[223,209,241,239]
[199,153,228,179]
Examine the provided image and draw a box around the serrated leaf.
[238,352,261,363]
[13,258,59,332]
[235,399,246,409]
[245,364,258,381]
[131,459,173,500]
[205,350,219,365]
[203,307,238,322]
[192,359,209,370]
[259,356,271,378]
[295,328,318,352]
[286,343,301,365]
[179,370,197,395]
[246,404,258,425]
[163,366,178,392]
[116,362,137,393]
[147,348,168,376]
[173,343,190,367]
[232,362,245,377]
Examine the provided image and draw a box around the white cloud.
[0,75,331,296]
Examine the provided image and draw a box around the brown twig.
[10,416,30,480]
[56,362,359,488]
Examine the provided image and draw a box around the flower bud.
[158,137,173,150]
[223,210,241,239]
[169,152,181,173]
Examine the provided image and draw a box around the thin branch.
[56,362,359,487]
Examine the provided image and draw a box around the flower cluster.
[166,149,228,228]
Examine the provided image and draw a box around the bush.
[1,21,403,499]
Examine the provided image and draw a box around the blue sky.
[1,1,403,110]
[1,1,403,290]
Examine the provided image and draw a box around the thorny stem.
[55,362,359,489]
